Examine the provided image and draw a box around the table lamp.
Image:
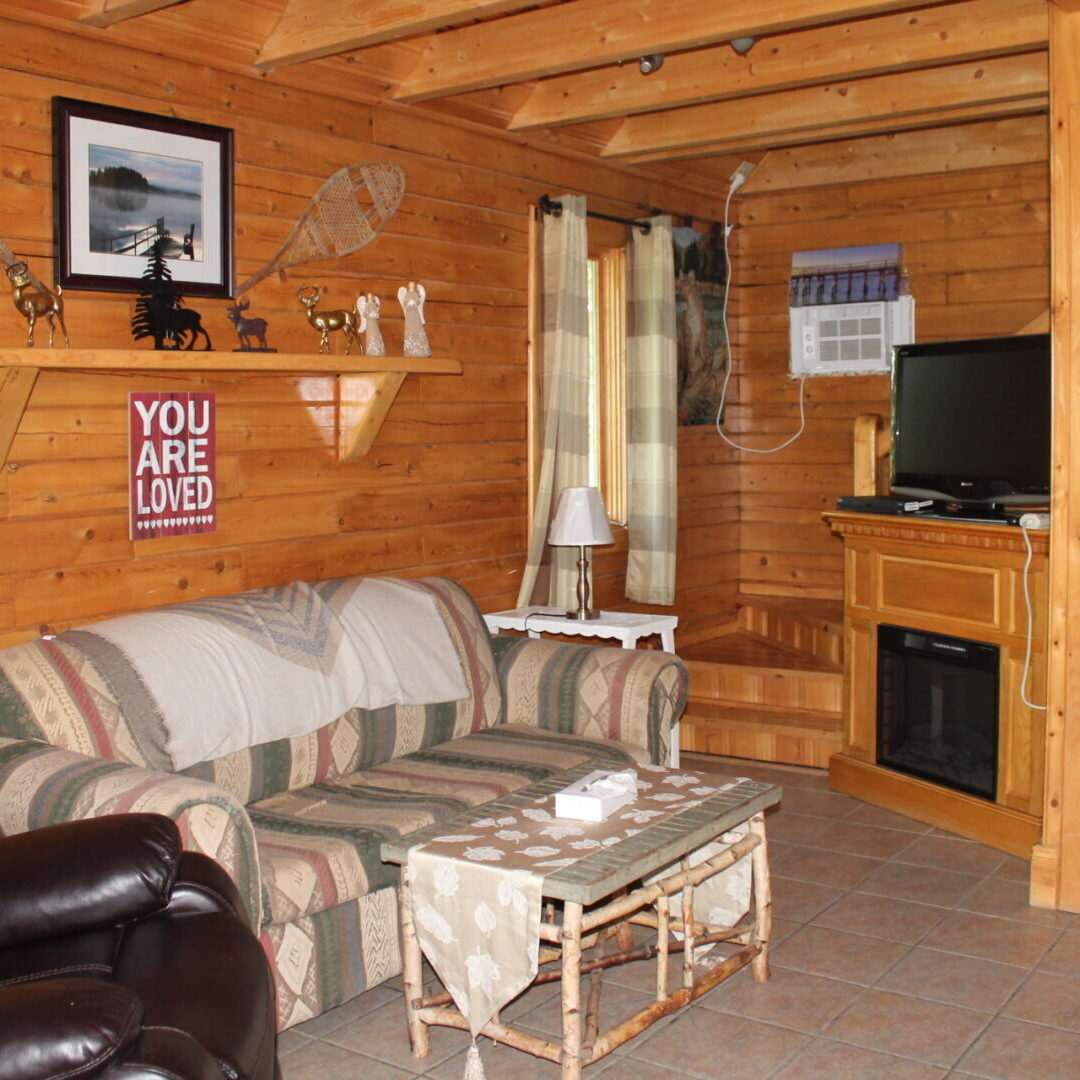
[548,486,614,620]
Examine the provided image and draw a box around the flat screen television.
[890,333,1051,510]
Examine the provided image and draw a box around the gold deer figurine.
[7,261,69,347]
[296,285,362,354]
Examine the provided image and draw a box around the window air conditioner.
[789,297,915,376]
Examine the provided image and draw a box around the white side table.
[483,606,681,763]
[483,606,678,651]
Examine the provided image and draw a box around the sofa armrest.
[492,637,688,765]
[0,738,262,927]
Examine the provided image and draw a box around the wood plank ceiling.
[71,0,1049,192]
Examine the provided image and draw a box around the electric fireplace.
[877,624,999,801]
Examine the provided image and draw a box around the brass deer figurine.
[296,284,362,355]
[7,261,69,347]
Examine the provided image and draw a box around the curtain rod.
[538,194,651,235]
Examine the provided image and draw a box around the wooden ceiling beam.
[510,0,1047,131]
[601,53,1048,158]
[393,0,936,103]
[619,98,1048,164]
[78,0,185,26]
[744,114,1048,191]
[254,0,543,72]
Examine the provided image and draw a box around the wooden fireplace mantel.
[823,511,1048,858]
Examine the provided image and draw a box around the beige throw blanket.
[80,577,468,770]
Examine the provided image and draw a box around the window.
[591,249,627,524]
[527,233,627,526]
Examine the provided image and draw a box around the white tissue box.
[554,769,637,822]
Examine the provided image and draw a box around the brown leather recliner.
[0,814,279,1080]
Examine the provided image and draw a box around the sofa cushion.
[248,726,641,926]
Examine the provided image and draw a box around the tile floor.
[277,755,1080,1079]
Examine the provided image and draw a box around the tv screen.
[891,334,1051,507]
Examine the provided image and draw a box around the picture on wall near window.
[54,97,234,297]
[674,224,728,425]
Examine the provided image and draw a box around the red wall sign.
[129,392,216,539]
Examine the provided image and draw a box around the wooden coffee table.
[382,762,780,1078]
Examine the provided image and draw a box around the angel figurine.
[355,293,386,356]
[397,280,430,357]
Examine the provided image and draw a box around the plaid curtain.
[626,215,678,605]
[517,195,592,609]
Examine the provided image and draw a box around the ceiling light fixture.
[730,36,757,55]
[638,54,664,75]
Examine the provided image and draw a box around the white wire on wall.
[1019,524,1048,712]
[714,177,807,454]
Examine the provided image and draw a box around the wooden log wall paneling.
[0,13,725,644]
[727,161,1051,602]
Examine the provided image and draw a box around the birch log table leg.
[398,868,431,1058]
[749,812,772,981]
[560,901,585,1080]
[583,925,616,1052]
[681,862,695,990]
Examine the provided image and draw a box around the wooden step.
[736,593,843,667]
[683,656,842,715]
[676,608,843,768]
[680,631,842,716]
[681,632,840,673]
[681,703,842,770]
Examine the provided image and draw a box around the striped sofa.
[0,576,687,1030]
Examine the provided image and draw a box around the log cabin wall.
[0,13,725,646]
[727,162,1051,603]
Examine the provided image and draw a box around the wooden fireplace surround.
[823,511,1048,858]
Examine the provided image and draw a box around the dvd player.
[836,496,935,515]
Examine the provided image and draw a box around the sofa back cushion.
[182,577,503,804]
[0,577,502,804]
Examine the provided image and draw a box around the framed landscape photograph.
[53,97,234,297]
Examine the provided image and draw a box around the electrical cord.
[522,609,563,632]
[714,177,807,453]
[1019,523,1047,711]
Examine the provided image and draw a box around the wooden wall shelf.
[0,348,463,464]
[823,511,1048,858]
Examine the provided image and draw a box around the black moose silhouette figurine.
[131,238,211,350]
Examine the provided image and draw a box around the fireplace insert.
[876,624,999,801]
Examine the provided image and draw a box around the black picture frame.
[53,97,234,297]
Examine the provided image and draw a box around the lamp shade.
[548,487,614,546]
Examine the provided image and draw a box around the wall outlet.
[729,161,756,191]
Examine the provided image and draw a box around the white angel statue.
[355,293,386,356]
[397,280,430,357]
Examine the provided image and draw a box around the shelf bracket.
[0,366,39,467]
[338,371,407,460]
